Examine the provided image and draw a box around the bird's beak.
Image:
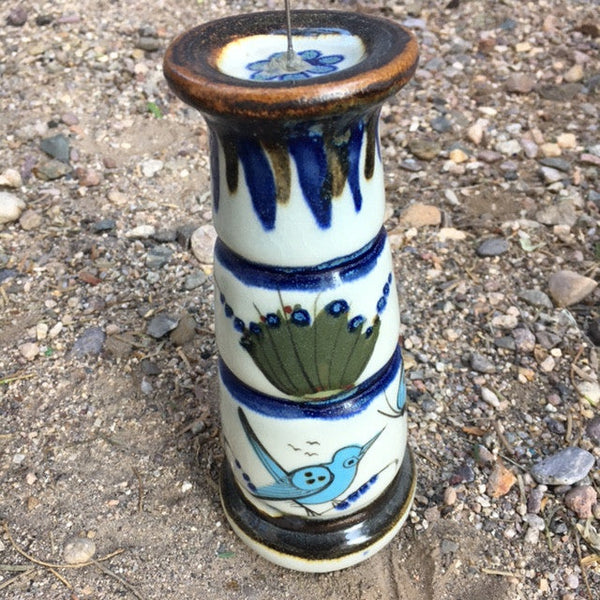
[359,428,384,458]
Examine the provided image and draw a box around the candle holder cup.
[164,10,418,572]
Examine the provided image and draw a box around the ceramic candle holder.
[164,10,418,572]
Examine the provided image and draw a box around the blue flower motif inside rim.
[246,49,344,82]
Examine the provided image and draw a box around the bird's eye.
[344,457,357,468]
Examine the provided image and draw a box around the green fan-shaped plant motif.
[237,298,381,398]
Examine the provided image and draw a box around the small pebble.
[40,134,70,162]
[470,353,496,374]
[77,168,101,187]
[505,73,536,94]
[36,323,49,341]
[443,486,457,506]
[540,143,561,158]
[512,328,536,353]
[136,37,162,52]
[176,224,200,249]
[190,224,217,264]
[449,148,468,163]
[399,203,442,227]
[33,159,72,180]
[564,486,597,519]
[0,192,26,224]
[126,225,156,239]
[496,139,521,156]
[408,139,441,161]
[184,271,207,290]
[563,64,584,83]
[536,201,577,227]
[449,463,475,485]
[19,210,42,231]
[491,314,518,330]
[556,133,577,149]
[527,486,546,514]
[437,227,466,242]
[63,537,96,564]
[480,387,500,408]
[518,289,553,309]
[539,166,564,184]
[153,229,177,243]
[170,313,196,346]
[107,190,128,205]
[0,168,22,187]
[7,6,28,26]
[70,327,105,357]
[531,447,595,485]
[466,119,487,145]
[576,381,600,406]
[146,246,173,269]
[147,313,179,339]
[586,416,600,443]
[476,238,509,257]
[565,574,579,590]
[473,444,495,466]
[141,159,164,177]
[487,461,517,498]
[92,218,116,233]
[548,270,597,307]
[19,342,39,360]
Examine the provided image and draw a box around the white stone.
[481,387,500,408]
[540,143,561,158]
[49,322,63,338]
[577,381,600,406]
[190,224,217,264]
[556,133,576,149]
[0,192,26,224]
[63,537,96,564]
[19,342,39,360]
[125,224,156,239]
[564,64,584,83]
[467,119,487,146]
[437,227,467,242]
[36,323,49,341]
[0,168,23,187]
[496,139,521,156]
[141,159,164,177]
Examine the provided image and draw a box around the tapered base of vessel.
[220,447,416,572]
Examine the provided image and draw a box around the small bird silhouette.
[237,408,382,506]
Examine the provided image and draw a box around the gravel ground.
[1,0,599,599]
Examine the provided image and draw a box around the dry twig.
[132,467,144,513]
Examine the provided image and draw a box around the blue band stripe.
[219,345,401,420]
[215,228,386,291]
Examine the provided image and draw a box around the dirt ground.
[1,0,599,599]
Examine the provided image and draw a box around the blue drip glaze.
[236,137,277,230]
[288,132,331,228]
[347,120,365,212]
[214,228,386,291]
[219,345,402,420]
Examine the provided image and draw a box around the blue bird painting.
[237,408,382,507]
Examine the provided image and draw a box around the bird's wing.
[252,466,333,501]
[238,408,288,481]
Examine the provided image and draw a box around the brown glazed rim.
[163,10,419,121]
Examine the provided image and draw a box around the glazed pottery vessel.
[164,10,418,572]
